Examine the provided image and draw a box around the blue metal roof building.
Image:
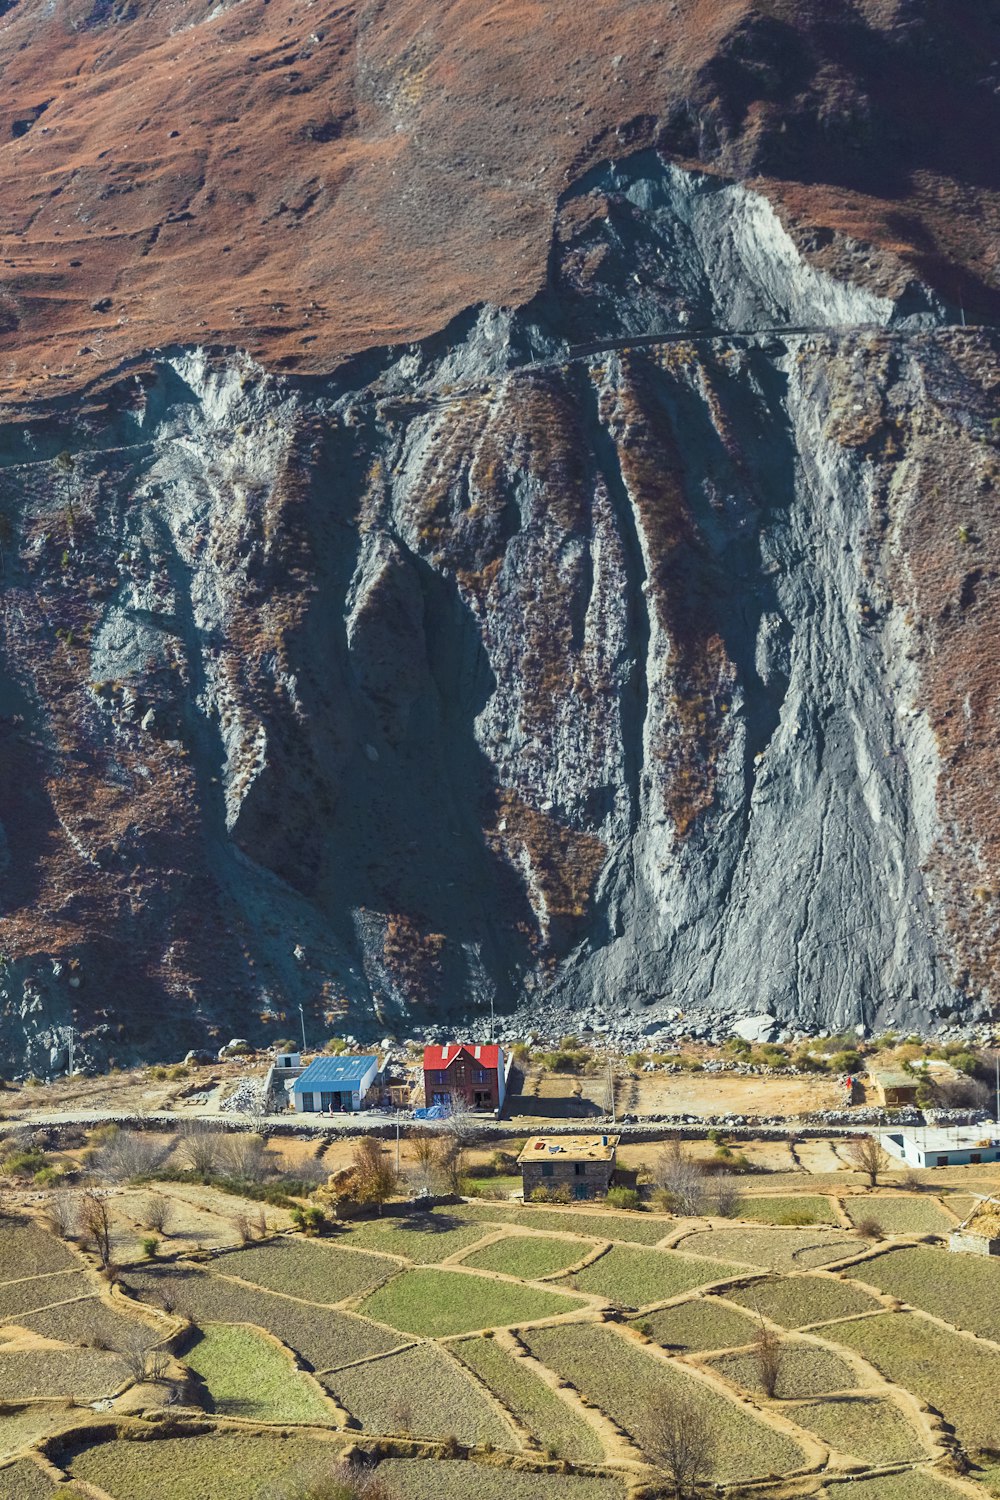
[291,1054,379,1114]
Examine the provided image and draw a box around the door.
[474,1091,491,1109]
[574,1184,589,1200]
[321,1092,336,1111]
[301,1092,317,1113]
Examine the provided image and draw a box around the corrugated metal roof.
[423,1043,500,1071]
[294,1055,378,1089]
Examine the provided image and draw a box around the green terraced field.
[676,1228,865,1272]
[725,1274,881,1327]
[183,1324,334,1423]
[789,1394,927,1463]
[738,1196,839,1226]
[832,1311,1000,1452]
[632,1296,758,1352]
[461,1234,590,1280]
[377,1459,628,1500]
[212,1238,396,1304]
[453,1335,604,1461]
[122,1264,403,1370]
[322,1343,519,1447]
[358,1268,585,1335]
[561,1245,742,1307]
[842,1197,953,1235]
[339,1211,492,1264]
[457,1203,670,1245]
[709,1339,859,1398]
[850,1245,1000,1339]
[70,1432,351,1500]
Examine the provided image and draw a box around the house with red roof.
[422,1043,506,1113]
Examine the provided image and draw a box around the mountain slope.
[1,2,999,1067]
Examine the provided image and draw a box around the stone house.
[518,1134,619,1201]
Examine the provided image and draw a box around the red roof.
[423,1044,501,1071]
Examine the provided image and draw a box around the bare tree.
[240,1085,271,1138]
[179,1122,220,1178]
[653,1142,707,1216]
[92,1130,162,1184]
[443,1093,479,1148]
[352,1137,400,1215]
[80,1191,113,1268]
[43,1191,79,1240]
[752,1321,785,1398]
[215,1131,271,1183]
[711,1178,743,1219]
[846,1134,889,1188]
[140,1194,170,1236]
[117,1324,169,1384]
[644,1391,715,1498]
[409,1130,437,1195]
[436,1137,468,1195]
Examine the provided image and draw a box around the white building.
[882,1124,1000,1169]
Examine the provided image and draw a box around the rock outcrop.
[1,145,999,1070]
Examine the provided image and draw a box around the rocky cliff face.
[2,142,999,1070]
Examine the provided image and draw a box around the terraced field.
[4,1181,1000,1500]
[521,1322,808,1481]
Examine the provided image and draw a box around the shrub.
[828,1050,863,1073]
[33,1166,60,1187]
[290,1204,327,1236]
[855,1217,884,1240]
[3,1147,48,1177]
[140,1236,159,1259]
[606,1187,642,1210]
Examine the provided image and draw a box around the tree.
[408,1129,437,1195]
[352,1137,399,1215]
[140,1194,170,1236]
[644,1391,715,1498]
[179,1122,219,1178]
[711,1177,743,1219]
[653,1142,706,1216]
[80,1191,112,1268]
[443,1092,478,1148]
[116,1324,169,1384]
[752,1321,784,1398]
[846,1133,889,1187]
[91,1129,161,1184]
[43,1191,79,1239]
[435,1137,467,1194]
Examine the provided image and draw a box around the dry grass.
[340,1211,492,1264]
[377,1460,628,1499]
[842,1197,953,1235]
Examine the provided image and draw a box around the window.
[574,1163,586,1176]
[936,1156,948,1167]
[541,1164,554,1178]
[475,1069,487,1083]
[436,1071,447,1084]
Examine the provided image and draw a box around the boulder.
[731,1014,778,1044]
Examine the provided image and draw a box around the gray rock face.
[0,148,995,1067]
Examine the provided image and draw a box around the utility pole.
[994,1050,999,1127]
[67,1026,75,1078]
[489,993,495,1044]
[395,1110,401,1172]
[607,1054,616,1126]
[298,1004,307,1055]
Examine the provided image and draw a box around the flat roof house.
[518,1134,619,1201]
[423,1044,506,1113]
[291,1055,379,1114]
[869,1069,920,1108]
[882,1124,1000,1168]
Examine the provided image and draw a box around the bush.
[606,1187,642,1210]
[141,1236,159,1259]
[626,1053,649,1071]
[828,1050,863,1073]
[33,1166,60,1187]
[3,1147,48,1177]
[856,1217,884,1240]
[290,1204,327,1236]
